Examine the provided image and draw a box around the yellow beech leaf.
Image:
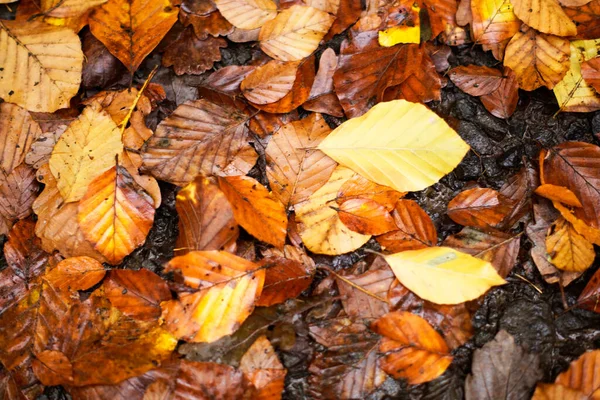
[504,29,571,91]
[0,20,83,113]
[160,251,265,343]
[378,2,420,46]
[78,165,155,265]
[384,247,506,305]
[295,166,371,255]
[318,100,470,193]
[546,217,595,272]
[259,5,335,61]
[214,0,277,30]
[512,0,577,37]
[554,40,600,113]
[49,102,123,203]
[553,201,600,245]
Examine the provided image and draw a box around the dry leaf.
[385,246,506,304]
[480,67,520,119]
[163,30,227,76]
[180,5,233,39]
[0,103,42,175]
[546,217,595,272]
[377,199,438,252]
[259,5,335,61]
[240,335,286,399]
[512,0,577,36]
[214,0,277,29]
[303,48,344,117]
[447,187,514,229]
[336,263,394,319]
[89,0,178,72]
[218,175,288,249]
[577,268,600,313]
[448,65,503,96]
[41,0,106,17]
[241,60,300,105]
[0,164,39,221]
[295,166,371,255]
[318,100,470,192]
[470,0,520,60]
[371,310,453,384]
[0,20,84,113]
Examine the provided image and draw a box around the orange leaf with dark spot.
[32,350,73,386]
[448,65,503,96]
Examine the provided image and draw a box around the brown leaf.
[180,8,233,39]
[564,0,600,39]
[444,227,521,278]
[546,217,595,272]
[533,350,600,398]
[448,65,503,96]
[377,199,438,252]
[175,176,239,256]
[337,174,405,211]
[0,164,39,221]
[142,99,251,186]
[504,29,571,91]
[89,0,178,72]
[423,0,458,38]
[163,29,227,75]
[456,0,472,26]
[498,164,539,229]
[103,269,171,321]
[470,0,520,60]
[256,256,313,307]
[78,165,155,265]
[43,257,106,294]
[371,310,453,384]
[480,67,520,119]
[32,350,73,386]
[512,0,577,36]
[201,65,256,96]
[447,187,514,229]
[240,335,286,399]
[338,198,398,235]
[535,183,583,207]
[265,113,337,209]
[466,330,543,400]
[218,175,288,248]
[82,30,127,89]
[582,57,600,93]
[0,103,41,175]
[303,48,344,117]
[241,60,300,105]
[577,268,600,313]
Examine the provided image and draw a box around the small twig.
[317,264,389,304]
[558,280,569,310]
[513,273,543,294]
[120,65,158,135]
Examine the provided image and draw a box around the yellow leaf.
[317,100,470,192]
[214,0,277,30]
[49,102,123,203]
[0,21,83,113]
[41,0,107,17]
[553,201,600,245]
[512,0,577,37]
[384,247,506,305]
[295,166,371,255]
[259,5,335,61]
[554,40,600,113]
[546,217,595,272]
[378,2,420,46]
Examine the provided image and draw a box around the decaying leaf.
[447,187,514,229]
[564,0,600,39]
[257,256,313,307]
[240,335,286,398]
[0,103,42,175]
[303,48,344,117]
[577,267,600,313]
[318,100,470,192]
[0,164,39,222]
[241,60,300,105]
[0,20,84,112]
[449,65,504,96]
[377,199,438,252]
[163,30,227,76]
[385,247,506,304]
[480,67,519,119]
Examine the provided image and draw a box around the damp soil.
[1,2,599,397]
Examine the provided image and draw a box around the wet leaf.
[78,165,155,265]
[546,217,595,272]
[89,0,178,72]
[201,65,256,96]
[218,175,288,249]
[295,166,371,255]
[577,268,600,313]
[337,175,405,211]
[175,176,238,255]
[554,40,600,112]
[163,30,227,76]
[338,198,397,235]
[0,103,41,175]
[480,67,519,119]
[385,247,506,304]
[240,335,286,399]
[378,0,421,46]
[265,113,337,209]
[256,256,313,307]
[259,5,335,61]
[564,0,600,39]
[470,0,520,60]
[535,184,583,207]
[161,251,265,343]
[582,57,600,92]
[0,20,84,112]
[43,256,106,294]
[512,0,577,36]
[32,350,73,386]
[466,330,543,400]
[377,199,438,252]
[372,310,453,384]
[214,0,277,29]
[318,100,470,192]
[336,262,394,319]
[448,65,503,96]
[447,187,514,229]
[82,31,126,89]
[504,28,571,91]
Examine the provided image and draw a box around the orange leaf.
[371,310,453,384]
[448,65,503,96]
[470,0,521,60]
[447,187,514,229]
[377,199,437,252]
[582,57,600,93]
[564,1,600,39]
[44,256,106,294]
[78,165,155,265]
[241,60,300,105]
[102,269,171,321]
[532,350,600,398]
[512,0,577,36]
[32,350,73,386]
[535,184,583,207]
[338,198,397,235]
[240,335,287,399]
[218,175,288,248]
[337,174,405,211]
[257,256,313,307]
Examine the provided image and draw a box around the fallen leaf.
[577,268,600,313]
[303,48,344,117]
[318,100,470,192]
[582,57,600,92]
[256,256,313,307]
[371,310,453,384]
[498,164,539,229]
[218,175,288,249]
[385,246,506,304]
[15,0,92,33]
[448,65,503,96]
[512,0,577,36]
[214,0,277,29]
[337,175,405,211]
[295,166,371,255]
[163,30,227,75]
[338,198,398,235]
[102,269,171,321]
[43,256,106,295]
[336,263,395,319]
[179,8,233,39]
[175,176,238,255]
[200,65,256,96]
[480,67,519,119]
[535,184,583,207]
[240,335,286,399]
[466,330,543,400]
[259,5,335,61]
[504,28,571,91]
[470,0,520,60]
[25,126,67,170]
[378,1,421,46]
[82,30,127,89]
[546,217,595,272]
[564,0,600,39]
[89,0,178,72]
[447,187,514,229]
[32,350,73,386]
[265,113,337,209]
[0,20,84,112]
[40,0,106,17]
[241,60,300,105]
[424,0,459,38]
[377,199,438,252]
[532,383,588,399]
[0,164,39,221]
[0,103,42,175]
[161,250,265,343]
[142,99,251,185]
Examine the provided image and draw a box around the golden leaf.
[214,0,277,29]
[512,0,577,37]
[546,217,595,272]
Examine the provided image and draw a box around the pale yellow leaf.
[49,102,123,203]
[317,100,470,193]
[259,5,335,61]
[0,21,83,112]
[214,0,277,30]
[512,0,577,37]
[295,166,371,255]
[385,247,506,305]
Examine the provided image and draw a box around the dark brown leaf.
[82,30,127,89]
[163,29,227,75]
[0,164,39,222]
[449,65,504,96]
[447,187,515,229]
